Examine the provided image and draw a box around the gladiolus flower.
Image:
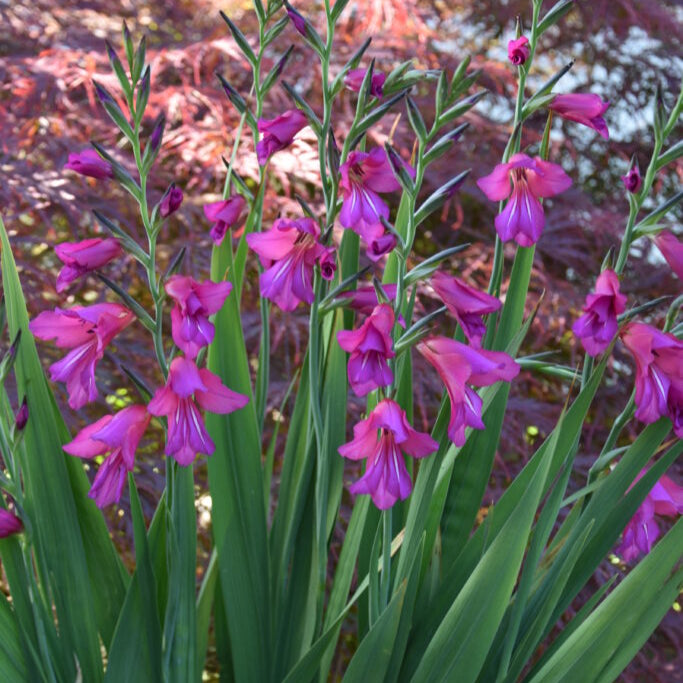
[344,67,386,98]
[29,304,134,410]
[621,323,683,437]
[476,153,572,247]
[339,148,414,242]
[148,357,249,466]
[507,36,530,65]
[63,405,150,508]
[339,398,437,509]
[621,163,642,194]
[256,110,308,166]
[165,275,232,358]
[549,93,610,140]
[617,469,683,561]
[418,336,519,446]
[337,304,395,396]
[431,271,501,346]
[285,3,307,36]
[654,231,683,280]
[0,509,22,538]
[204,196,246,246]
[246,217,336,311]
[572,269,627,357]
[64,149,113,179]
[55,238,123,293]
[160,185,183,218]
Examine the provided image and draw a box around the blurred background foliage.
[0,1,681,679]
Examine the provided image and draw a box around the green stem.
[380,508,392,609]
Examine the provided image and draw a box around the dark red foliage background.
[1,0,681,679]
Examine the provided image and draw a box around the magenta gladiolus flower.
[339,148,413,242]
[337,304,395,396]
[256,110,308,166]
[0,509,22,538]
[63,405,150,507]
[246,217,336,311]
[572,269,627,357]
[165,275,233,358]
[344,68,386,98]
[549,93,610,140]
[507,36,530,65]
[339,399,437,509]
[148,357,249,466]
[617,469,683,561]
[418,336,520,446]
[621,323,683,437]
[29,304,134,410]
[204,196,246,246]
[654,231,683,280]
[621,164,642,194]
[54,237,123,293]
[431,271,501,347]
[160,185,184,218]
[476,153,572,247]
[64,149,113,179]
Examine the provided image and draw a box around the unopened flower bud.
[149,114,166,152]
[367,233,397,262]
[621,158,642,194]
[285,2,307,36]
[15,398,28,431]
[93,80,115,104]
[160,184,183,218]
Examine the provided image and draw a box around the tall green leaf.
[207,239,271,682]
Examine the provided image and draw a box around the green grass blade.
[104,476,162,683]
[527,517,683,683]
[0,216,108,681]
[408,410,554,683]
[0,591,28,681]
[207,239,271,683]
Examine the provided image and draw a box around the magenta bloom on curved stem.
[339,398,437,509]
[246,217,336,311]
[418,336,520,446]
[621,323,683,437]
[256,110,308,166]
[64,405,150,508]
[55,237,122,293]
[344,68,386,98]
[617,469,683,562]
[572,269,627,357]
[0,509,23,538]
[431,271,501,346]
[29,303,134,410]
[165,276,232,358]
[148,357,249,466]
[476,153,572,247]
[339,147,414,242]
[64,149,113,179]
[508,36,530,65]
[654,231,683,280]
[337,303,395,396]
[549,93,610,140]
[204,196,246,246]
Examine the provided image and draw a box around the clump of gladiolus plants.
[0,1,681,681]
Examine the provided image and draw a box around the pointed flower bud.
[15,398,28,431]
[64,149,113,180]
[548,93,610,139]
[621,158,642,193]
[160,184,183,218]
[653,231,683,280]
[0,509,23,538]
